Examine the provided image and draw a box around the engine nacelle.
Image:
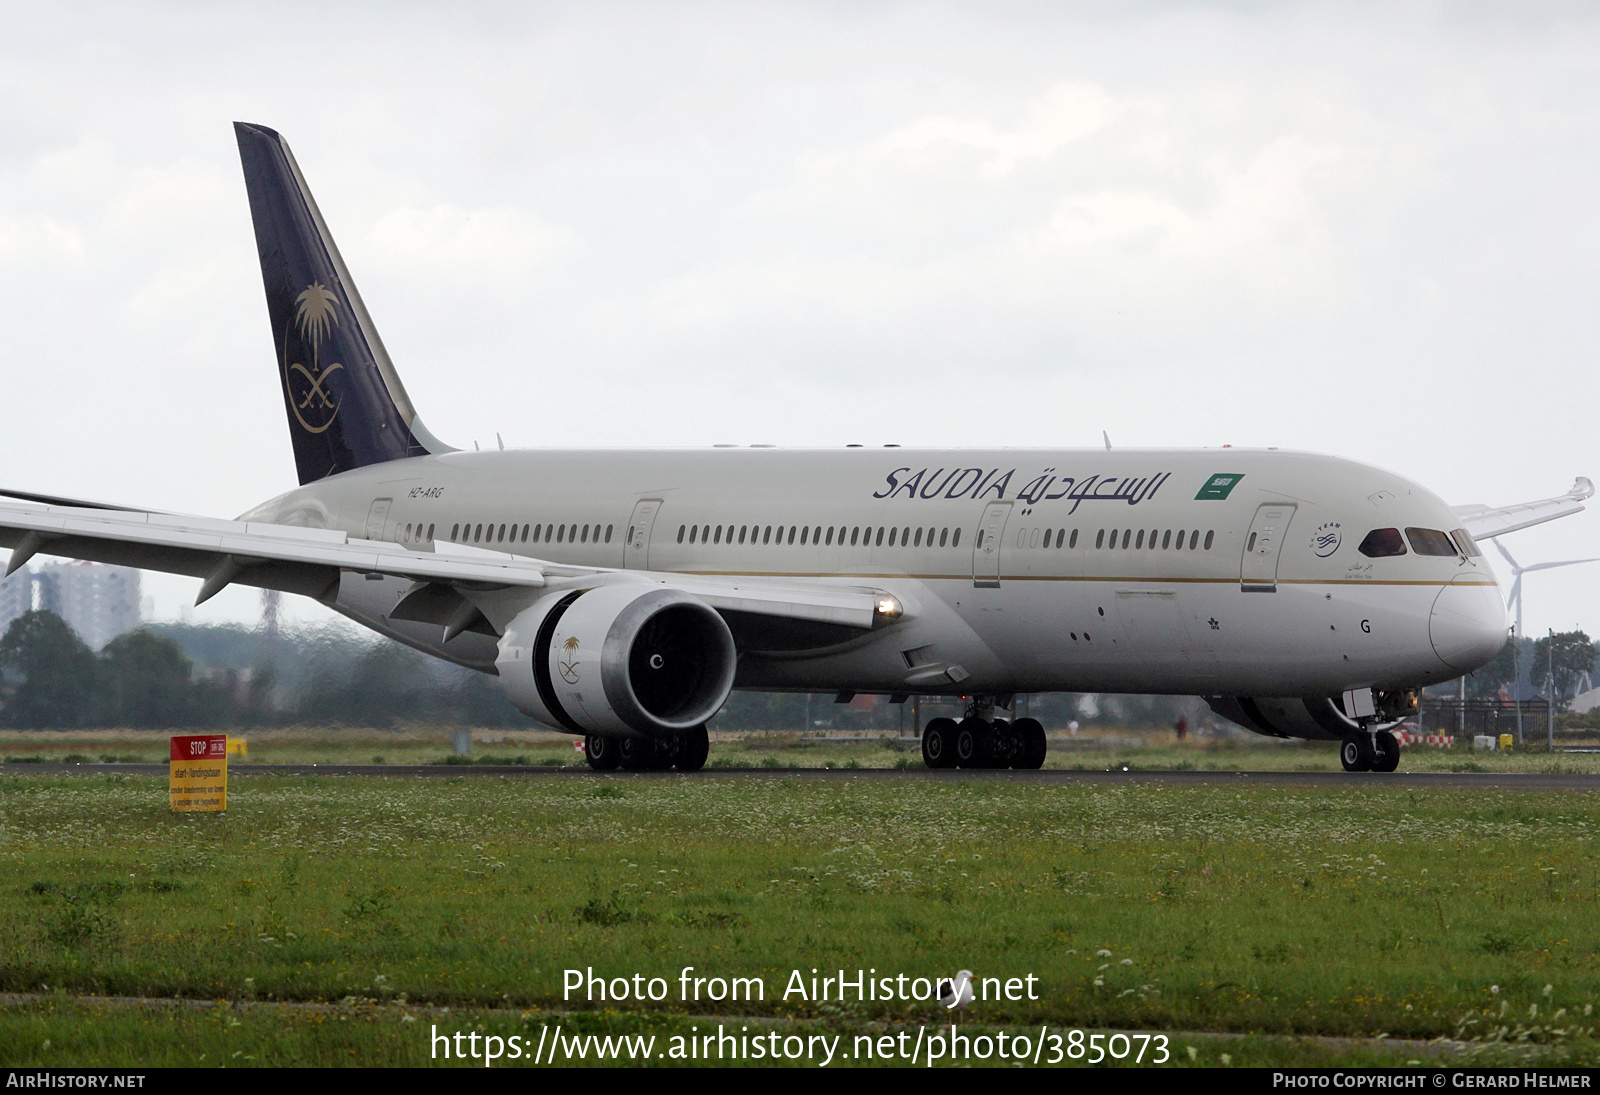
[496,584,736,738]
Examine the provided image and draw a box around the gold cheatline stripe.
[661,569,1493,588]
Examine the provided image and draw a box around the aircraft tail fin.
[234,122,454,485]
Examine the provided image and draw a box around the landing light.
[875,596,903,620]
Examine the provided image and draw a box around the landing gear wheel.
[1013,718,1047,770]
[955,717,992,769]
[1371,730,1400,773]
[922,717,958,770]
[674,725,710,771]
[618,737,657,771]
[989,718,1013,769]
[1340,733,1372,773]
[585,735,621,771]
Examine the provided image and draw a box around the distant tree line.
[0,610,522,730]
[0,609,1214,732]
[1445,630,1598,711]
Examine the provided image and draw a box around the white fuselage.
[239,445,1507,703]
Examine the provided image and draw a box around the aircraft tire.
[1013,718,1047,769]
[618,737,652,771]
[585,735,621,771]
[674,726,710,772]
[922,717,958,769]
[1371,730,1400,773]
[1340,733,1372,772]
[955,717,991,769]
[988,718,1012,768]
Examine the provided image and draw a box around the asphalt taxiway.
[3,763,1598,790]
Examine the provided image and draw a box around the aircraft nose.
[1430,573,1508,673]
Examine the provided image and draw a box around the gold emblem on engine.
[558,636,581,684]
[285,282,346,434]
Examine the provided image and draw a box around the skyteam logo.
[1312,521,1342,558]
[284,282,345,434]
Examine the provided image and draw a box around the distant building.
[0,560,31,637]
[33,561,143,650]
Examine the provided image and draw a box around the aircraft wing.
[0,498,886,632]
[1452,477,1594,541]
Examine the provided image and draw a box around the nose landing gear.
[1340,728,1400,773]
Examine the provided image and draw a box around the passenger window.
[556,525,564,544]
[764,526,772,545]
[739,526,748,544]
[1162,530,1171,549]
[1135,530,1144,549]
[1359,528,1407,558]
[1203,530,1214,550]
[826,527,835,546]
[450,523,459,541]
[940,528,949,547]
[428,524,435,541]
[1406,528,1457,557]
[1095,529,1105,549]
[1068,529,1077,549]
[851,527,860,546]
[801,527,809,545]
[606,525,613,543]
[677,525,686,544]
[788,526,796,544]
[1189,530,1199,550]
[952,528,961,547]
[914,528,923,547]
[1122,530,1132,549]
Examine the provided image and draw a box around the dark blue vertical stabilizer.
[235,122,442,485]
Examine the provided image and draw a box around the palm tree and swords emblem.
[558,636,581,683]
[285,282,345,433]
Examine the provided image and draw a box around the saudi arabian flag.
[1195,473,1244,500]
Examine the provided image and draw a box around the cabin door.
[364,498,392,541]
[625,499,662,569]
[972,502,1013,588]
[1240,502,1296,592]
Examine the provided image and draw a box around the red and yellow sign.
[169,734,228,812]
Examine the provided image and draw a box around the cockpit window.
[1358,528,1407,558]
[1406,527,1457,557]
[1450,528,1483,557]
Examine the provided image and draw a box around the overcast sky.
[3,2,1600,638]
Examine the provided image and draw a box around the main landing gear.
[585,725,709,772]
[921,698,1047,770]
[1340,729,1400,773]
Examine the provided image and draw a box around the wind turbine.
[1492,541,1600,641]
[1491,541,1600,743]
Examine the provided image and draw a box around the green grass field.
[1,763,1597,1067]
